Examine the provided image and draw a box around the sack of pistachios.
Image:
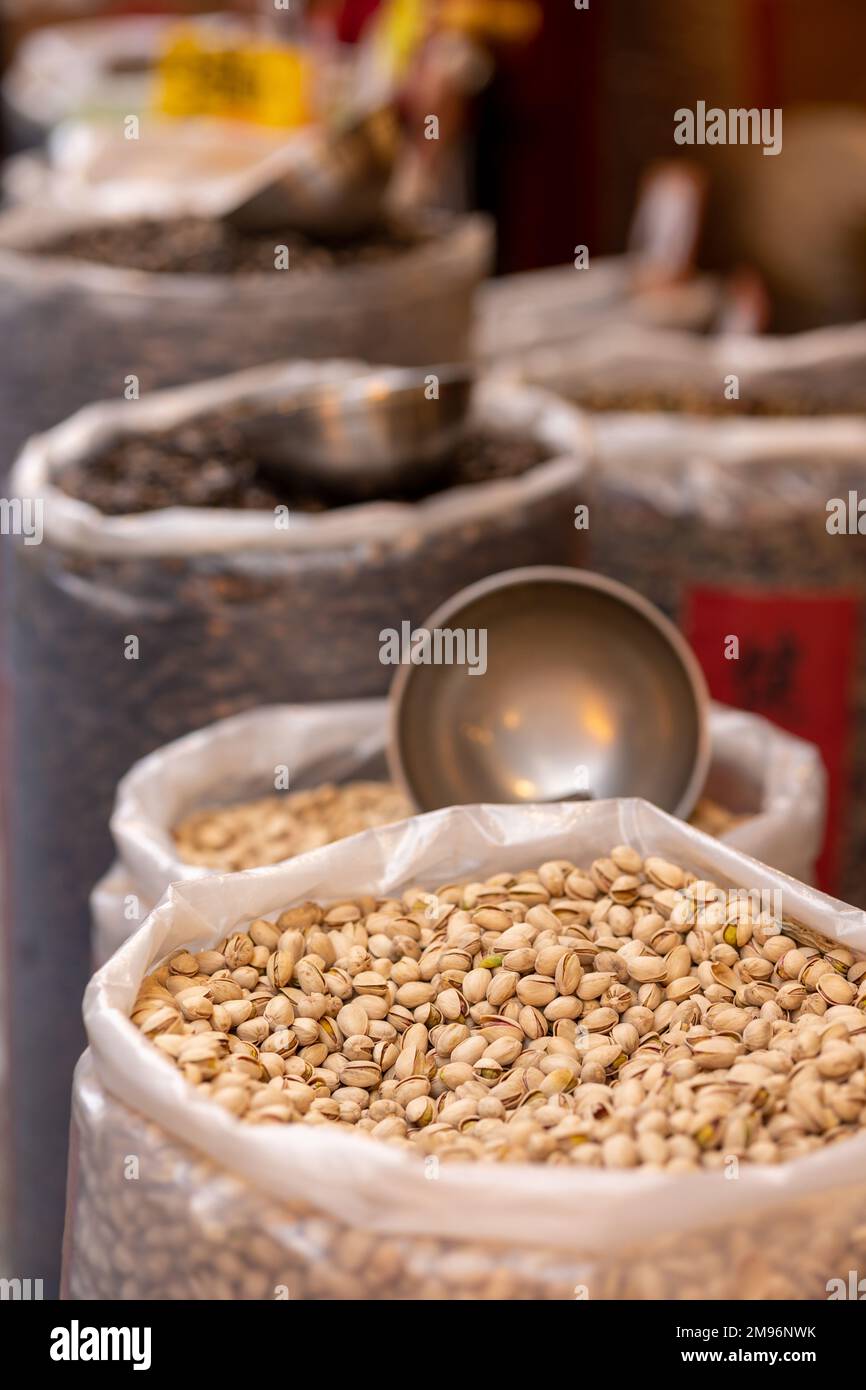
[66,799,866,1301]
[90,697,826,971]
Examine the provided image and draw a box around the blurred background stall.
[2,0,866,1303]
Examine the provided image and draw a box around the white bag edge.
[10,366,591,557]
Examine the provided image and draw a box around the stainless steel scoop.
[220,107,399,239]
[238,364,475,497]
[388,567,711,817]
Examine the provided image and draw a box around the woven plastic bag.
[6,364,587,1287]
[0,202,491,477]
[507,320,866,415]
[90,698,826,969]
[67,799,866,1301]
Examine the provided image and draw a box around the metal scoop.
[238,364,475,498]
[388,567,711,818]
[219,107,399,240]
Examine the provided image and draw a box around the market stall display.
[4,0,865,1320]
[65,800,866,1300]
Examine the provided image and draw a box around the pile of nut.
[173,783,412,872]
[132,847,866,1170]
[688,797,746,839]
[564,384,864,416]
[173,783,744,876]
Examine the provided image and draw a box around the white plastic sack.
[12,364,586,557]
[92,697,826,968]
[700,705,825,879]
[68,800,866,1300]
[507,320,866,415]
[475,261,720,363]
[110,700,390,906]
[91,698,389,969]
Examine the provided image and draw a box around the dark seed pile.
[35,215,425,276]
[567,382,866,417]
[56,417,550,514]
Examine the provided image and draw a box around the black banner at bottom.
[4,1296,861,1376]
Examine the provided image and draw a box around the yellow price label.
[156,30,313,129]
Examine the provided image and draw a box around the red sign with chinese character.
[684,586,860,893]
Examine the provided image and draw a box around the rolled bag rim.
[10,364,592,559]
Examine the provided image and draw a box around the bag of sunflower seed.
[506,319,866,416]
[66,799,866,1301]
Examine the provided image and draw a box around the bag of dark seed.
[4,360,588,1290]
[90,698,825,970]
[507,320,866,416]
[0,203,492,479]
[582,411,866,909]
